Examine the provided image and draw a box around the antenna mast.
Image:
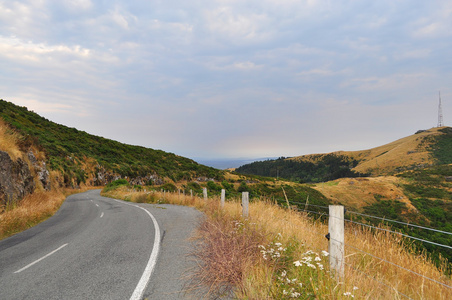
[437,91,444,127]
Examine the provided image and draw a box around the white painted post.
[220,189,225,209]
[203,187,208,200]
[328,205,345,279]
[242,192,249,218]
[190,189,193,199]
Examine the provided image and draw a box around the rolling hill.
[236,127,452,181]
[293,127,450,175]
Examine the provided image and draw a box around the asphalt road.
[0,189,203,300]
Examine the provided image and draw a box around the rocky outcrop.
[0,151,35,207]
[92,165,164,186]
[28,151,51,191]
[129,174,164,186]
[92,166,121,186]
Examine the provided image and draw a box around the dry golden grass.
[103,187,452,299]
[0,190,65,239]
[0,186,97,240]
[0,118,23,160]
[290,127,444,176]
[312,176,417,210]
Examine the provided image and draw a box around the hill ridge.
[236,127,452,182]
[293,127,448,175]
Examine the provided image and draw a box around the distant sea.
[193,157,277,170]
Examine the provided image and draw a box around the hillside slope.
[0,99,222,189]
[295,127,445,176]
[236,127,452,182]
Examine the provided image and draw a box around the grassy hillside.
[236,127,451,182]
[0,99,223,187]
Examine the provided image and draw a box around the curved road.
[0,189,203,299]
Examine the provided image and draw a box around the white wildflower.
[294,261,302,267]
[307,263,316,269]
[321,250,329,257]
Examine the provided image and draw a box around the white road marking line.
[14,244,68,274]
[112,199,161,300]
[95,204,99,207]
[100,212,104,218]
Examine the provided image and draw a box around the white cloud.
[110,6,134,29]
[411,3,452,38]
[63,0,93,11]
[342,73,431,92]
[0,1,50,39]
[202,6,272,44]
[0,36,90,62]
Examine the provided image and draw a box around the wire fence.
[280,199,452,296]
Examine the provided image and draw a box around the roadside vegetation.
[102,181,451,299]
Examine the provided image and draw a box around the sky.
[1,0,451,163]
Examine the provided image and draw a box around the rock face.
[28,151,51,191]
[0,151,35,207]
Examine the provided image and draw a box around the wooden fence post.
[203,187,208,200]
[328,205,345,279]
[242,192,249,218]
[221,189,225,209]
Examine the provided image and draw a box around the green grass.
[235,154,368,183]
[430,127,452,164]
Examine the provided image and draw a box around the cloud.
[342,73,432,93]
[1,0,451,160]
[0,36,91,62]
[63,0,93,11]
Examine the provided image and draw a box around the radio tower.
[437,91,444,127]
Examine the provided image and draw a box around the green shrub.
[207,180,222,192]
[160,183,177,192]
[185,182,202,194]
[104,179,129,192]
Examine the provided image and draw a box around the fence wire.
[330,237,452,290]
[284,200,452,250]
[346,210,452,236]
